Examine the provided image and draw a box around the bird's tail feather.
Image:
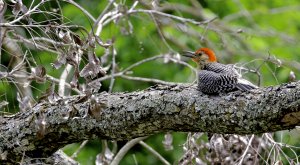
[236,79,258,91]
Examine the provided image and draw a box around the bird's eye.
[197,52,203,56]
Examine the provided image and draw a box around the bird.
[181,47,257,94]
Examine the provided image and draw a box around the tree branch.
[1,81,300,162]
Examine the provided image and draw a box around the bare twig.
[62,0,96,22]
[150,13,173,51]
[108,46,116,92]
[46,75,82,94]
[127,9,217,25]
[58,64,73,96]
[139,141,171,165]
[71,140,88,158]
[89,54,196,87]
[120,75,182,85]
[237,135,254,165]
[111,137,147,165]
[2,35,33,104]
[7,0,50,25]
[93,0,116,29]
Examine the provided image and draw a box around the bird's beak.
[181,51,196,58]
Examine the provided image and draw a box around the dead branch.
[1,81,300,163]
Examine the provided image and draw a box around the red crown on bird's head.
[195,48,217,62]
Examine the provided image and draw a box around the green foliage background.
[2,0,300,164]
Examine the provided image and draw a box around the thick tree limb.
[1,81,300,163]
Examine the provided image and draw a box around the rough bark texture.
[1,82,300,163]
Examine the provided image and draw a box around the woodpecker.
[182,48,257,94]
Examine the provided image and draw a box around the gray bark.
[1,82,300,163]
